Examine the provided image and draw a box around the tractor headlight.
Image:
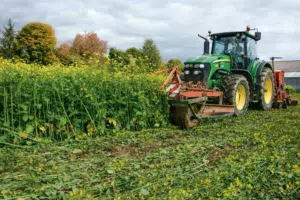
[184,64,189,68]
[184,70,190,75]
[194,64,200,68]
[193,70,201,75]
[200,64,205,68]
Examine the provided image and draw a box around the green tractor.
[166,26,277,128]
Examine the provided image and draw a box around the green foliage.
[126,47,142,58]
[166,58,183,69]
[108,40,163,73]
[1,95,299,198]
[109,47,130,65]
[15,22,58,65]
[0,19,16,59]
[142,39,162,71]
[285,85,296,94]
[0,58,169,143]
[108,47,161,74]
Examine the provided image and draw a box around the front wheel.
[222,75,250,116]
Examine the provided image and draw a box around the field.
[1,93,299,199]
[0,59,299,199]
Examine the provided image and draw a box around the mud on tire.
[222,74,250,116]
[258,68,275,110]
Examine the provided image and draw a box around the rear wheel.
[222,74,250,116]
[258,68,275,110]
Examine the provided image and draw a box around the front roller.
[273,96,299,109]
[169,97,235,129]
[170,104,199,128]
[290,99,299,106]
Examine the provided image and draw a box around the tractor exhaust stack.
[198,34,210,55]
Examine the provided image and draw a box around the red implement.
[271,57,298,108]
[156,66,235,128]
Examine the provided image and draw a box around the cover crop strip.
[0,59,169,142]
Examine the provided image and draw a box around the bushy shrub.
[108,47,161,74]
[166,59,183,70]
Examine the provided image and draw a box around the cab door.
[230,37,247,70]
[245,37,257,70]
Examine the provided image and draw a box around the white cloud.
[1,0,300,61]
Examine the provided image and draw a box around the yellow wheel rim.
[235,85,246,110]
[264,77,272,104]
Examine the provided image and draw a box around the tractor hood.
[184,54,230,64]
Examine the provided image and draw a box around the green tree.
[166,58,183,69]
[0,19,16,59]
[15,22,58,65]
[109,47,129,64]
[108,47,152,73]
[142,39,162,71]
[126,47,142,58]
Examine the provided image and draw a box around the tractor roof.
[211,31,257,41]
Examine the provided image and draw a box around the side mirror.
[255,32,261,40]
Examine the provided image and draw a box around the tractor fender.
[255,61,273,81]
[231,69,254,102]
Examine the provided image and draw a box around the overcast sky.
[1,0,300,62]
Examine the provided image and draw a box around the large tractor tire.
[258,68,275,110]
[222,74,250,116]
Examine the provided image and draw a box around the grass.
[1,94,300,199]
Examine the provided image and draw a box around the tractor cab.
[210,30,261,70]
[183,27,262,86]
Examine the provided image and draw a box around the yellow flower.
[235,178,242,187]
[292,165,300,173]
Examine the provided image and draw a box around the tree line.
[0,19,183,71]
